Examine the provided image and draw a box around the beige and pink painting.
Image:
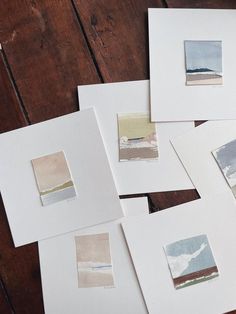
[31,151,76,206]
[75,233,114,288]
[117,113,158,161]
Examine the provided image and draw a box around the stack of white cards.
[1,8,236,314]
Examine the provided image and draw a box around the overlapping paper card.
[0,109,123,246]
[171,120,236,201]
[122,196,236,314]
[148,8,236,121]
[78,80,194,194]
[39,197,149,314]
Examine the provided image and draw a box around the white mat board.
[171,120,236,200]
[149,9,236,121]
[39,197,149,314]
[78,80,194,194]
[122,196,236,314]
[0,109,123,246]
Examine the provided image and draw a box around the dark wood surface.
[0,1,234,313]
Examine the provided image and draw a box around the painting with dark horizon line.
[117,113,158,162]
[184,40,222,85]
[212,139,236,197]
[164,234,219,289]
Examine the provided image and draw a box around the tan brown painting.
[75,233,114,288]
[31,151,76,206]
[117,113,158,161]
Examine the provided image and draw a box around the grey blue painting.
[212,139,236,197]
[75,233,114,288]
[164,235,219,289]
[32,151,76,206]
[184,41,222,85]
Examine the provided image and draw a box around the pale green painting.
[117,113,158,161]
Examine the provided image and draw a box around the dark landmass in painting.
[186,67,214,73]
[173,266,218,289]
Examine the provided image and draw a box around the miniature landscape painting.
[117,113,158,162]
[164,234,219,289]
[31,151,76,206]
[75,233,114,288]
[184,40,222,85]
[212,139,236,197]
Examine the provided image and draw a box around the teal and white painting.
[164,234,219,289]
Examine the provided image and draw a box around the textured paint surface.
[164,235,219,289]
[32,151,76,205]
[117,113,158,161]
[75,233,114,288]
[212,139,236,197]
[185,41,222,85]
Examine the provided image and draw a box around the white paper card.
[78,80,194,194]
[172,120,236,200]
[122,196,236,314]
[0,109,123,247]
[39,197,149,314]
[149,8,236,121]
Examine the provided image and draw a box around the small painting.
[117,113,158,161]
[32,151,76,206]
[184,40,222,85]
[164,234,219,289]
[75,233,114,288]
[212,139,236,197]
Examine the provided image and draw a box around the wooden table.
[0,1,235,313]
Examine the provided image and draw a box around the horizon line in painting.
[117,112,158,162]
[31,151,76,206]
[184,40,222,86]
[75,233,114,288]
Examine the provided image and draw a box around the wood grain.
[73,1,202,215]
[167,0,236,8]
[0,196,44,314]
[0,0,101,123]
[0,42,44,313]
[0,50,27,132]
[0,278,13,314]
[148,189,200,212]
[0,0,101,313]
[73,0,165,82]
[0,1,236,313]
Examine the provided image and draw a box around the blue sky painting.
[164,234,219,289]
[184,41,223,85]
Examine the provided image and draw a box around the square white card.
[78,80,194,194]
[39,197,149,314]
[122,196,236,314]
[149,9,236,121]
[172,120,236,201]
[0,109,123,247]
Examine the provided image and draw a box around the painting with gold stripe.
[32,151,76,206]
